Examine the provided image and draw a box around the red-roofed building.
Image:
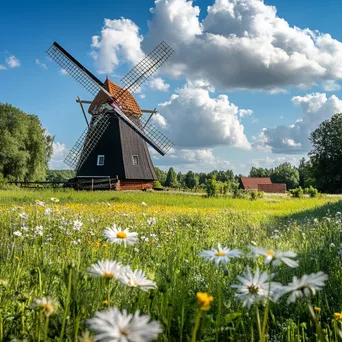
[240,177,286,193]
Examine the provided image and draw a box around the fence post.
[91,179,94,191]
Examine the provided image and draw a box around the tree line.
[1,103,342,193]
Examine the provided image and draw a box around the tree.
[184,171,199,189]
[271,162,299,190]
[155,167,167,185]
[249,167,272,178]
[0,103,53,181]
[46,170,75,182]
[309,113,342,193]
[165,167,178,187]
[297,158,316,189]
[177,172,185,187]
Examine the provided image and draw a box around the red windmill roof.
[88,77,142,115]
[240,177,272,190]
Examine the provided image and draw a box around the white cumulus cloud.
[6,55,21,68]
[149,77,170,91]
[254,93,342,153]
[49,142,70,170]
[154,82,251,149]
[90,18,144,74]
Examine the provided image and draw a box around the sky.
[1,0,342,175]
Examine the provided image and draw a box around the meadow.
[1,189,342,341]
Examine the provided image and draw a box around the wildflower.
[330,243,336,248]
[200,244,243,265]
[50,197,60,203]
[147,217,156,225]
[13,231,22,237]
[34,225,44,237]
[103,225,138,246]
[119,269,157,291]
[231,266,281,308]
[314,307,321,312]
[87,307,162,342]
[78,331,93,342]
[44,208,53,215]
[334,313,342,321]
[88,260,124,281]
[248,246,299,268]
[141,201,147,206]
[73,220,83,231]
[196,292,214,311]
[35,200,45,207]
[281,272,328,303]
[21,226,29,232]
[72,239,81,245]
[32,297,56,317]
[19,212,28,220]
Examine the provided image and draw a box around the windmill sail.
[46,42,174,157]
[64,114,111,169]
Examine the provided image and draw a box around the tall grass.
[0,190,341,340]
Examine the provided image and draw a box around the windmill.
[46,42,174,190]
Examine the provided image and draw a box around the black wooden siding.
[76,116,157,180]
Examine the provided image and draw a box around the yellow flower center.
[120,328,129,336]
[128,280,138,286]
[116,231,127,239]
[41,303,54,316]
[196,292,214,311]
[215,251,226,257]
[103,272,114,279]
[266,251,275,257]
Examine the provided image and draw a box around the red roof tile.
[88,78,142,116]
[241,177,272,190]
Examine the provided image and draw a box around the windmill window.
[97,155,105,166]
[132,155,139,165]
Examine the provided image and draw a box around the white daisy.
[73,220,83,231]
[87,307,162,342]
[281,271,328,303]
[50,197,60,203]
[44,208,53,215]
[231,266,281,308]
[200,244,243,265]
[141,202,147,206]
[88,260,125,281]
[119,269,157,291]
[13,231,23,237]
[19,212,28,220]
[103,225,138,246]
[147,217,157,225]
[35,200,45,207]
[32,297,56,317]
[248,246,299,268]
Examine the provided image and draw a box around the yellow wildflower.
[334,312,342,321]
[314,307,321,312]
[196,292,214,311]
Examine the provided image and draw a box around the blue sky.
[1,0,342,174]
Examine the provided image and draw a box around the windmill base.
[66,177,154,191]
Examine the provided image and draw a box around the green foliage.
[249,167,272,178]
[184,171,199,189]
[309,113,342,193]
[46,169,75,182]
[205,176,218,197]
[271,162,300,190]
[153,180,163,189]
[249,190,264,200]
[0,103,53,181]
[289,186,304,198]
[154,167,167,185]
[298,158,316,189]
[165,167,178,188]
[307,185,319,198]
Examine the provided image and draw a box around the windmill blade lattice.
[46,42,104,97]
[118,41,173,96]
[64,114,111,169]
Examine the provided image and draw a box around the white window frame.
[132,155,139,165]
[97,155,105,166]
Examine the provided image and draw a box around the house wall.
[258,183,287,193]
[116,179,154,190]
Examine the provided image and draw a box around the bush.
[289,186,304,198]
[249,190,264,200]
[307,185,319,198]
[206,176,218,197]
[153,180,163,190]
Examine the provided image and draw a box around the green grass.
[0,189,342,341]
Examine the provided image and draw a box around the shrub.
[289,186,304,198]
[153,180,163,190]
[249,190,264,200]
[308,185,319,198]
[206,176,218,197]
